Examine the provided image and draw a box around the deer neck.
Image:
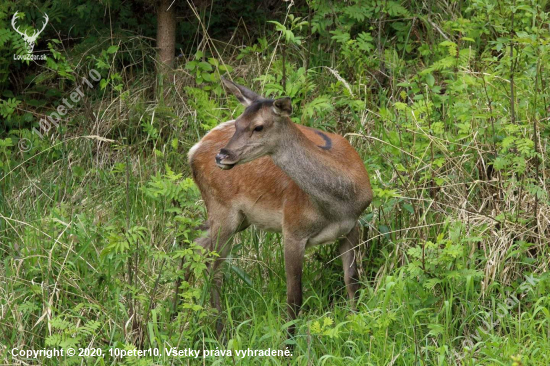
[271,121,356,211]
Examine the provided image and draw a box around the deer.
[187,77,373,337]
[11,12,49,54]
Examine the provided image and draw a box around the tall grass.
[2,1,550,365]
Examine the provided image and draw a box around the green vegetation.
[1,0,549,365]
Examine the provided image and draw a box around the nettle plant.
[0,137,14,174]
[183,50,234,130]
[45,315,101,353]
[405,221,484,292]
[261,10,368,130]
[255,64,363,131]
[140,165,217,317]
[308,0,413,75]
[96,164,217,347]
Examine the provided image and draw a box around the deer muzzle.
[215,149,236,170]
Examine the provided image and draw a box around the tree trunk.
[156,0,176,73]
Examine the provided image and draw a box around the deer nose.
[215,149,229,163]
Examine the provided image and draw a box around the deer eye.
[254,125,264,132]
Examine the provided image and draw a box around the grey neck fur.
[271,120,357,211]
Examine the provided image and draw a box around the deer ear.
[221,77,262,106]
[272,97,292,117]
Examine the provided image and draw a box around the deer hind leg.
[338,222,361,306]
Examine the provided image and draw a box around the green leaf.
[403,203,414,214]
[199,61,213,71]
[425,73,435,88]
[107,45,118,54]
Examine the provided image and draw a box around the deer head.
[11,12,49,54]
[215,78,293,170]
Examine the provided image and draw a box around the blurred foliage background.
[1,0,550,365]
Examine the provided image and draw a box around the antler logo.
[11,12,49,54]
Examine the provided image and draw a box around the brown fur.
[190,123,370,228]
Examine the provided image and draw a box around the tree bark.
[156,0,176,72]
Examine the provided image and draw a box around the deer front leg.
[173,210,243,338]
[338,222,361,306]
[208,227,238,336]
[172,221,211,317]
[284,236,306,338]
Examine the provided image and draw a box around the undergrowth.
[1,0,550,365]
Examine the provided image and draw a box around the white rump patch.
[188,120,234,164]
[187,141,202,164]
